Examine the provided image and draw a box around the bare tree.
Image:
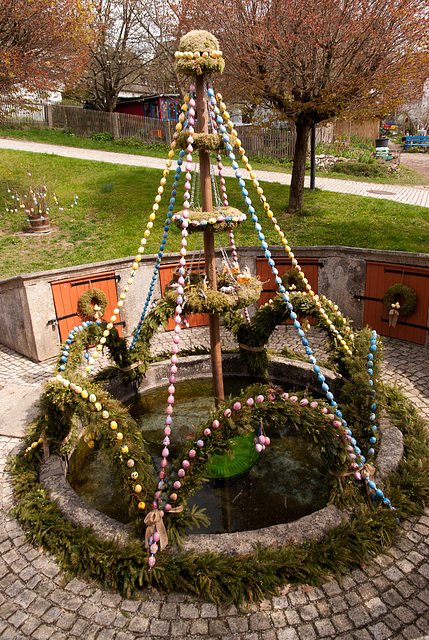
[179,0,429,213]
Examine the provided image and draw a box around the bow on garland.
[144,506,183,551]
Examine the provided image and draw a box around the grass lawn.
[0,148,428,280]
[1,125,427,186]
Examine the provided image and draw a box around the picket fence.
[0,102,334,159]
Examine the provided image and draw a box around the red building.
[114,94,181,121]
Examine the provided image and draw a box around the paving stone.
[314,619,336,637]
[170,619,190,636]
[92,629,115,640]
[348,605,372,627]
[56,612,77,631]
[190,619,209,635]
[101,592,122,608]
[200,603,218,618]
[270,610,286,627]
[285,609,301,625]
[381,587,404,607]
[42,606,62,624]
[277,629,299,640]
[160,602,178,619]
[339,575,356,590]
[49,633,67,640]
[31,624,55,640]
[120,599,140,613]
[64,578,87,594]
[180,603,200,619]
[79,602,99,619]
[139,600,161,617]
[0,601,18,619]
[418,563,429,579]
[209,619,229,636]
[394,605,417,624]
[352,630,372,640]
[150,619,171,636]
[322,580,342,596]
[227,616,249,634]
[13,589,37,609]
[94,609,118,626]
[7,610,28,628]
[367,621,393,640]
[365,596,387,618]
[297,624,316,640]
[249,611,271,631]
[128,615,150,633]
[329,596,349,613]
[315,601,331,617]
[381,613,402,631]
[115,632,135,640]
[307,587,325,601]
[409,597,428,614]
[331,613,353,633]
[69,619,90,636]
[113,612,128,628]
[396,579,416,598]
[299,604,318,621]
[288,591,307,606]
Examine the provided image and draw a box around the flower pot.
[28,215,50,233]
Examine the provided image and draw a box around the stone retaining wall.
[1,245,429,361]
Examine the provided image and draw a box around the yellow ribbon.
[144,506,183,551]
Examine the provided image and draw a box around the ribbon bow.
[144,506,183,551]
[389,308,399,327]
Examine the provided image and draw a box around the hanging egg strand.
[215,96,353,356]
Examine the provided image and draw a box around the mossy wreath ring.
[173,207,246,233]
[382,283,417,316]
[281,268,307,292]
[164,278,263,314]
[77,288,108,320]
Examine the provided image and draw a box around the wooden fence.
[0,101,337,158]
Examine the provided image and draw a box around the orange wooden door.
[51,272,122,342]
[363,262,429,345]
[256,257,318,306]
[159,263,209,330]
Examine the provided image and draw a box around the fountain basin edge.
[38,355,404,554]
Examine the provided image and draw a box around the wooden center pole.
[195,75,224,406]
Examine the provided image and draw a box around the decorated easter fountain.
[13,31,418,603]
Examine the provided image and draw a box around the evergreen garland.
[9,383,429,603]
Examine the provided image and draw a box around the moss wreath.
[164,277,263,314]
[77,288,108,320]
[281,267,307,292]
[382,283,417,316]
[173,207,246,233]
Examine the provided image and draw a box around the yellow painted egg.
[116,432,123,440]
[138,501,146,510]
[110,421,118,430]
[121,445,129,454]
[134,484,142,493]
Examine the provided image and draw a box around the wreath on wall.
[382,283,417,317]
[281,267,307,292]
[77,288,108,320]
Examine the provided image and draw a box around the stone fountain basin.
[39,355,403,554]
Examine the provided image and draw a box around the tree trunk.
[288,120,311,214]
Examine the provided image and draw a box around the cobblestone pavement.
[0,335,429,639]
[0,138,428,208]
